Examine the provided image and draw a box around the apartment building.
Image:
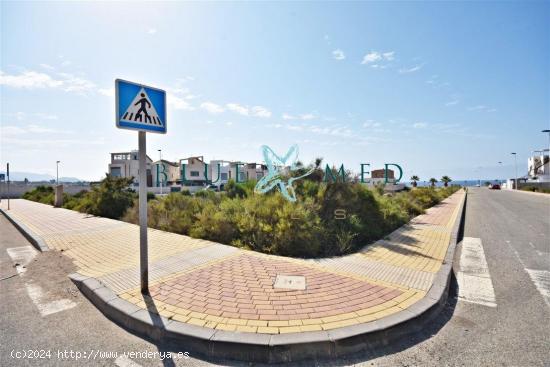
[108,151,153,187]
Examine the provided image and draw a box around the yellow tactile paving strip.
[0,189,464,334]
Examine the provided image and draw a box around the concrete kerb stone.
[0,208,49,252]
[22,190,468,363]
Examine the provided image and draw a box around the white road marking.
[6,246,37,274]
[115,355,143,367]
[504,240,550,308]
[457,237,497,307]
[525,269,550,307]
[25,283,77,316]
[7,246,78,316]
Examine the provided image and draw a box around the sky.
[1,1,549,182]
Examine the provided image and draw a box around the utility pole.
[7,163,10,210]
[158,149,162,195]
[56,160,60,185]
[511,152,518,189]
[542,129,550,153]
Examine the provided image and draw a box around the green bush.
[520,186,550,194]
[22,185,54,205]
[71,176,135,219]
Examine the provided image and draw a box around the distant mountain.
[0,171,86,183]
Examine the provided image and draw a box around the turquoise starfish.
[254,145,314,202]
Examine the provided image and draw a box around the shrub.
[73,176,135,219]
[225,179,249,198]
[22,185,54,205]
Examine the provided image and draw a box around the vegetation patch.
[22,172,461,258]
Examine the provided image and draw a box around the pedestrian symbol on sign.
[120,88,163,126]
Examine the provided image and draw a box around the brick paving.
[0,189,464,334]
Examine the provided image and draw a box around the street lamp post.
[543,130,550,157]
[56,160,60,185]
[158,149,162,195]
[511,153,517,189]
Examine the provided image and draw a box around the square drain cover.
[273,275,306,290]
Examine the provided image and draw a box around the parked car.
[203,184,219,192]
[490,184,501,190]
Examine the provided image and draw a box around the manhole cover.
[273,275,306,290]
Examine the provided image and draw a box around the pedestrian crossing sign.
[115,79,167,134]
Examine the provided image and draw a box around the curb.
[68,190,467,363]
[0,208,49,252]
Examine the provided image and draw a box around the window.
[110,167,121,177]
[113,154,130,160]
[221,173,228,180]
[190,171,200,177]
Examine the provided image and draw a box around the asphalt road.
[1,188,549,366]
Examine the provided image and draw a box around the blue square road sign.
[115,79,167,134]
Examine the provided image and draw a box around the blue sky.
[1,1,549,181]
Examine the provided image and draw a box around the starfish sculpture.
[254,145,314,202]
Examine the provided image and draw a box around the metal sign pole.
[138,131,148,293]
[7,163,10,210]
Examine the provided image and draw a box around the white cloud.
[399,64,424,74]
[361,51,382,64]
[39,63,55,70]
[5,112,58,121]
[467,105,486,111]
[282,113,295,120]
[1,126,26,136]
[300,113,316,120]
[363,120,382,128]
[361,51,395,69]
[57,72,95,92]
[467,105,497,113]
[413,122,428,128]
[251,106,271,118]
[1,124,73,136]
[382,51,395,61]
[168,94,194,110]
[282,112,316,121]
[147,28,157,35]
[445,100,459,106]
[98,87,115,97]
[0,70,95,93]
[200,101,224,114]
[332,49,345,61]
[226,103,249,116]
[0,70,63,89]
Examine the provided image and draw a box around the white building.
[527,152,550,182]
[108,151,153,187]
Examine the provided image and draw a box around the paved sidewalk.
[1,190,464,336]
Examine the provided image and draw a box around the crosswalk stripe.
[457,237,497,307]
[525,269,550,307]
[505,240,550,308]
[6,246,77,316]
